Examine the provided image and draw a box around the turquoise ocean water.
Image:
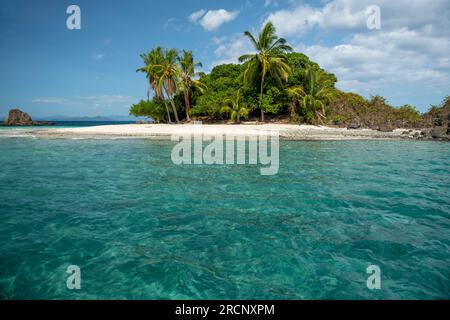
[0,130,449,299]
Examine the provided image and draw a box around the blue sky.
[0,0,449,118]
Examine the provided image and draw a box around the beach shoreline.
[17,123,431,140]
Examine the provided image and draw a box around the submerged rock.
[3,109,54,126]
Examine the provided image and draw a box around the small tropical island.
[117,22,449,141]
[8,23,449,141]
[1,2,449,301]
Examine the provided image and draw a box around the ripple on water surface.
[0,139,449,299]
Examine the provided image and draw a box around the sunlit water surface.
[0,136,448,299]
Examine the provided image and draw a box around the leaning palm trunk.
[183,89,191,121]
[320,105,326,124]
[163,82,180,123]
[290,100,297,118]
[163,100,172,123]
[259,75,265,122]
[169,99,180,123]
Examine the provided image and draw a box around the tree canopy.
[131,22,447,129]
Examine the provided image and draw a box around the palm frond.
[243,31,259,50]
[238,54,255,63]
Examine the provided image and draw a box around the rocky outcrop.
[347,119,361,129]
[447,115,450,135]
[347,118,397,132]
[418,128,449,141]
[430,127,448,139]
[3,109,32,125]
[377,124,395,132]
[433,117,444,127]
[427,112,450,141]
[3,109,54,126]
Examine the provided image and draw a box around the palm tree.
[239,22,292,122]
[220,90,249,123]
[154,48,181,123]
[137,47,164,100]
[136,47,172,122]
[288,66,338,124]
[178,50,207,122]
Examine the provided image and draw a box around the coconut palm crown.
[239,22,293,121]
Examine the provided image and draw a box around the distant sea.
[0,134,448,299]
[0,121,136,136]
[0,120,136,128]
[51,120,137,127]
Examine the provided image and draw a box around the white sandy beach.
[25,123,423,140]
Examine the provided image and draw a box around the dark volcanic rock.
[430,127,448,139]
[4,109,33,125]
[447,115,450,135]
[3,109,54,126]
[377,124,395,132]
[347,120,361,129]
[433,117,443,127]
[395,120,404,128]
[421,129,432,138]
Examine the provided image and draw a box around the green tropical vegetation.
[131,22,448,130]
[287,66,338,124]
[220,89,249,123]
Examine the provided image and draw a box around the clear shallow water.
[0,138,448,299]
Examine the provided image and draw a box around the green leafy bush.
[129,99,167,123]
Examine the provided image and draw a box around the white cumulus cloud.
[189,9,239,31]
[298,27,450,107]
[209,0,450,109]
[264,0,450,37]
[257,0,450,109]
[211,35,255,67]
[189,9,206,23]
